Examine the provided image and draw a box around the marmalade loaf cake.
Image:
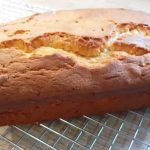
[0,8,150,125]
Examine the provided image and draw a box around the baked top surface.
[0,8,149,108]
[0,8,149,57]
[1,8,150,38]
[0,8,150,56]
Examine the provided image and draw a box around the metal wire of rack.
[0,109,150,150]
[0,0,150,149]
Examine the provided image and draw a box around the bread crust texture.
[0,8,150,125]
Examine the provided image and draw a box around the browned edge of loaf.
[0,90,150,125]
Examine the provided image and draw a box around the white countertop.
[24,0,150,13]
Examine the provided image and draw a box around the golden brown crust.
[0,8,150,125]
[112,35,150,55]
[0,8,150,56]
[0,90,150,126]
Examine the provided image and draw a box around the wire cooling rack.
[0,0,150,149]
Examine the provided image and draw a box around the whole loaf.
[0,8,150,125]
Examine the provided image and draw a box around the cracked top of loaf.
[0,8,150,109]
